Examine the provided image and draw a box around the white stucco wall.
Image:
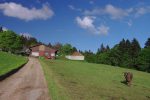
[65,56,84,60]
[51,53,55,57]
[31,52,39,57]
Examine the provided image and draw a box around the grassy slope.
[0,51,27,76]
[40,59,150,100]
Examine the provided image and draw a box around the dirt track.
[0,58,50,100]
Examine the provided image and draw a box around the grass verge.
[0,51,28,76]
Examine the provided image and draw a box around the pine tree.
[130,38,141,68]
[48,43,52,48]
[0,27,2,32]
[145,38,150,48]
[100,43,106,53]
[125,39,131,53]
[118,38,126,53]
[96,48,101,55]
[106,45,110,51]
[126,39,131,48]
[72,47,77,51]
[130,38,141,58]
[97,43,107,54]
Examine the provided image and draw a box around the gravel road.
[0,58,50,100]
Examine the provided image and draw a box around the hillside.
[40,59,150,100]
[0,51,27,76]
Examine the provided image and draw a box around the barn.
[30,44,57,59]
[66,52,84,60]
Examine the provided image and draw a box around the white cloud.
[68,5,75,10]
[83,4,150,27]
[76,16,109,35]
[0,2,54,21]
[84,4,130,20]
[126,19,132,27]
[76,16,95,29]
[105,4,129,19]
[89,1,94,4]
[84,4,150,20]
[98,25,109,35]
[135,7,150,17]
[68,5,81,11]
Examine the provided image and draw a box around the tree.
[130,38,141,68]
[118,38,126,53]
[96,51,111,64]
[0,30,23,52]
[108,40,132,68]
[84,50,96,63]
[11,35,23,52]
[130,38,141,57]
[97,43,106,54]
[100,43,106,53]
[71,47,77,53]
[60,43,73,55]
[27,37,38,46]
[108,45,122,66]
[137,47,150,72]
[48,43,52,48]
[96,45,110,64]
[20,35,38,48]
[145,38,150,48]
[116,39,127,67]
[79,50,84,54]
[126,39,131,53]
[0,30,16,51]
[106,45,110,51]
[53,42,62,50]
[96,48,101,55]
[0,27,2,32]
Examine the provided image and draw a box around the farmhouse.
[30,44,57,59]
[66,51,84,60]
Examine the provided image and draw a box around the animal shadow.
[120,80,127,85]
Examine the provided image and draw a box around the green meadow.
[0,51,27,76]
[40,59,150,100]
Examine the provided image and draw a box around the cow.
[124,72,133,86]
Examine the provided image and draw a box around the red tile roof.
[71,52,83,56]
[30,44,57,53]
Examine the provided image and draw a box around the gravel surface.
[0,57,50,100]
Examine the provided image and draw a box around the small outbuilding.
[66,52,84,60]
[30,44,57,59]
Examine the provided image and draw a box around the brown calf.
[124,72,133,86]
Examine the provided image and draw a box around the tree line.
[82,38,150,73]
[0,28,149,72]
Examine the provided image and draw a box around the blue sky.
[0,0,150,52]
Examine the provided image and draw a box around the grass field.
[0,51,27,76]
[40,59,150,100]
